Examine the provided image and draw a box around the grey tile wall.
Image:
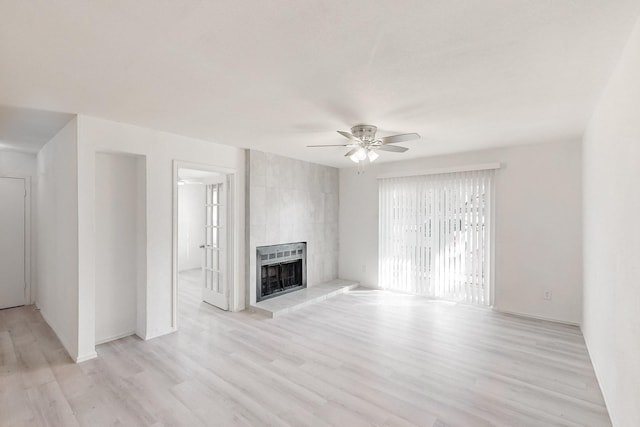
[247,150,339,305]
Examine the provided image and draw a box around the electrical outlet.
[543,290,552,301]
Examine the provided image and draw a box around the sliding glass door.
[378,169,494,305]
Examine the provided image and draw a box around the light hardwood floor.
[1,272,610,427]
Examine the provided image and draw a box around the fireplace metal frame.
[256,242,307,302]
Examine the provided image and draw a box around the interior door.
[201,176,228,310]
[0,177,26,309]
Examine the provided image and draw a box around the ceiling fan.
[307,125,420,163]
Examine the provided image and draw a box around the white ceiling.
[1,1,639,166]
[0,106,74,153]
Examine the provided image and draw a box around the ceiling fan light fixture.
[350,147,367,162]
[308,124,419,168]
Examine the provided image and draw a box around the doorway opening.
[0,176,31,310]
[173,163,236,329]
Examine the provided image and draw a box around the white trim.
[74,352,98,363]
[225,173,236,309]
[172,164,179,329]
[488,171,496,307]
[492,307,580,327]
[376,162,501,180]
[95,331,136,345]
[172,160,237,330]
[144,327,177,341]
[38,306,82,362]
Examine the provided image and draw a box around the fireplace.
[257,242,306,302]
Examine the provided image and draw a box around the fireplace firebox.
[257,242,306,302]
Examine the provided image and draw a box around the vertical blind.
[378,169,494,305]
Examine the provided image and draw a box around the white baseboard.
[75,352,98,363]
[341,288,581,327]
[492,307,580,327]
[37,305,78,362]
[95,331,136,345]
[143,327,177,341]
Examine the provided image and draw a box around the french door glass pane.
[206,206,212,226]
[212,205,218,227]
[212,185,218,204]
[212,250,219,271]
[205,269,213,290]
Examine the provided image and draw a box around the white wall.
[178,184,205,272]
[0,150,36,176]
[582,16,640,427]
[36,118,80,359]
[76,115,245,360]
[95,153,146,344]
[340,140,583,324]
[0,150,37,303]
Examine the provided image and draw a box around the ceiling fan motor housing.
[351,125,377,142]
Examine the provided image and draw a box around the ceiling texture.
[1,1,639,166]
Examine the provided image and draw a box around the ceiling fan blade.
[376,145,409,153]
[306,144,351,147]
[337,130,361,141]
[344,148,359,157]
[379,133,420,144]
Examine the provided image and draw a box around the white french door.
[378,169,494,305]
[201,176,228,310]
[0,177,26,310]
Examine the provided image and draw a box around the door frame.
[0,175,32,305]
[171,160,236,329]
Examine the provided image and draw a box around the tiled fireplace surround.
[246,150,339,307]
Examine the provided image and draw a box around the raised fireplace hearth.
[257,242,306,302]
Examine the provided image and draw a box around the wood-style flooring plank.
[0,271,611,426]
